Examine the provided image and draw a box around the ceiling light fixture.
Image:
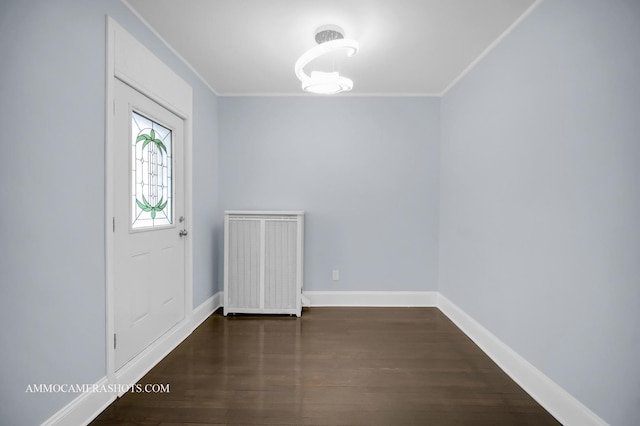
[295,25,359,95]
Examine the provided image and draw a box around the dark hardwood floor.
[92,308,560,425]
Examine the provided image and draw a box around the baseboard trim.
[42,293,221,426]
[40,376,114,426]
[437,294,608,426]
[191,291,222,330]
[303,291,438,307]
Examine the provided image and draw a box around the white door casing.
[113,80,185,370]
[105,17,193,388]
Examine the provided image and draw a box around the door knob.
[179,229,188,237]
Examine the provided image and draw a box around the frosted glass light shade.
[301,71,354,95]
[294,38,359,95]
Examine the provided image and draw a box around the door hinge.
[114,333,117,349]
[113,217,115,232]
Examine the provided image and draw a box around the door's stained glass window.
[131,111,173,229]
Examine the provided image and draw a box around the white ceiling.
[125,0,538,96]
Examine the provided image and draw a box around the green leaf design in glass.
[135,195,168,220]
[135,129,168,156]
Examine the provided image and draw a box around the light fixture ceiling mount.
[294,25,359,95]
[314,24,345,44]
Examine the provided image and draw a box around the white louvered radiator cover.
[224,211,304,316]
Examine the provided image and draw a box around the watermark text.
[25,383,170,394]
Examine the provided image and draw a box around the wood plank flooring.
[92,308,560,425]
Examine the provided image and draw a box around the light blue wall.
[219,97,440,293]
[0,1,220,424]
[439,0,640,424]
[192,80,221,306]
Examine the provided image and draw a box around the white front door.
[113,79,186,371]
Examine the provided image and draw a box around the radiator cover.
[224,211,304,316]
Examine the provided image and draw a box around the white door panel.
[113,80,185,371]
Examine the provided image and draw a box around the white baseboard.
[42,292,221,426]
[303,291,438,307]
[40,376,114,426]
[191,291,223,329]
[437,294,608,426]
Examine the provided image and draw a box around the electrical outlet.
[332,270,340,281]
